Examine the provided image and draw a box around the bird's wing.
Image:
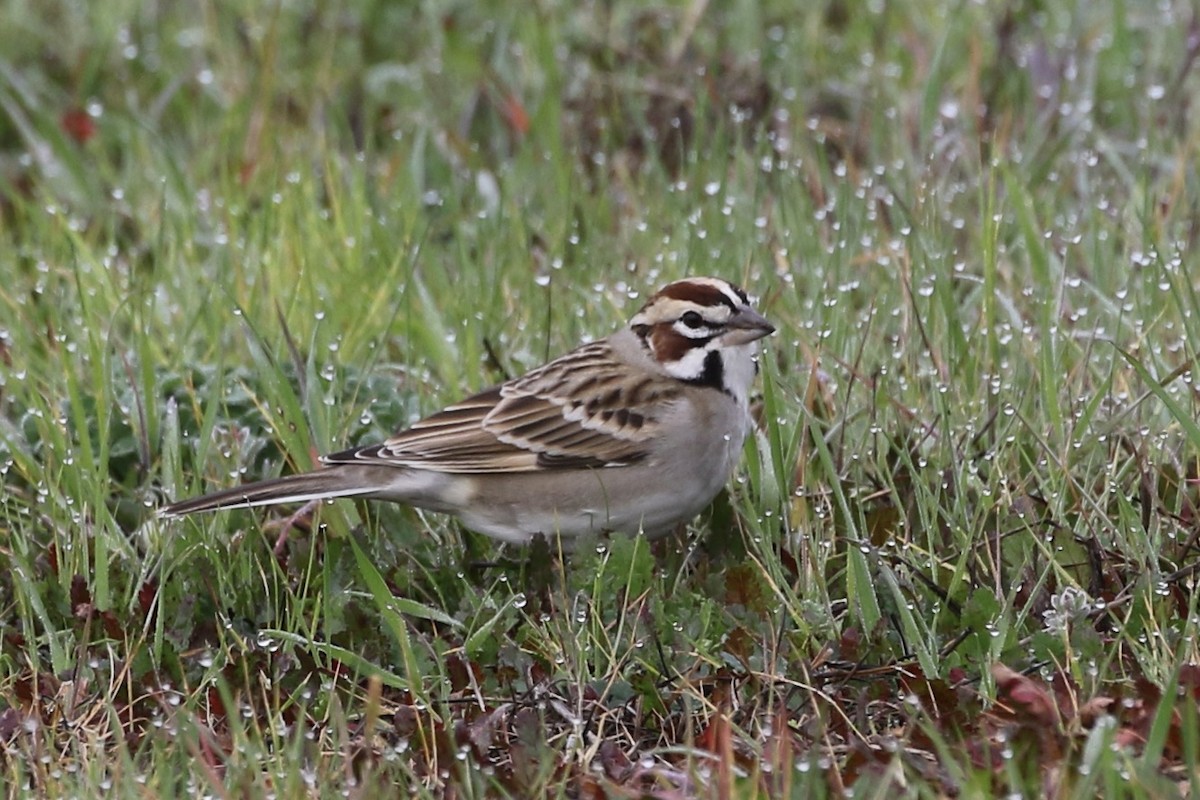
[322,341,681,473]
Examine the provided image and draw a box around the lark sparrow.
[161,277,775,544]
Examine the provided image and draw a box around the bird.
[160,276,775,545]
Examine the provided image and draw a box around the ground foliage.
[2,0,1200,797]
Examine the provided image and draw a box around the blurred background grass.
[2,0,1200,796]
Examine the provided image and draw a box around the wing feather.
[322,340,681,474]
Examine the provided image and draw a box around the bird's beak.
[722,307,776,346]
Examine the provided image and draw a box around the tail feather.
[160,468,375,517]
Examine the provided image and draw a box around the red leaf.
[60,108,96,144]
[597,739,632,781]
[0,708,23,743]
[1114,726,1145,749]
[70,575,92,615]
[992,664,1059,727]
[100,611,124,640]
[12,676,33,706]
[1180,664,1200,700]
[206,685,227,722]
[1077,696,1115,727]
[500,93,529,136]
[394,705,417,738]
[137,580,157,619]
[446,653,472,692]
[839,627,861,662]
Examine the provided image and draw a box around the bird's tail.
[159,467,376,517]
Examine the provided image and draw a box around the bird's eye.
[681,311,705,329]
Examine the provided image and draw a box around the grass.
[2,0,1200,796]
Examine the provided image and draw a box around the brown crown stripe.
[652,280,739,309]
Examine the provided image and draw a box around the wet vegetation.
[2,0,1200,796]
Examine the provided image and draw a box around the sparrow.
[160,277,775,544]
